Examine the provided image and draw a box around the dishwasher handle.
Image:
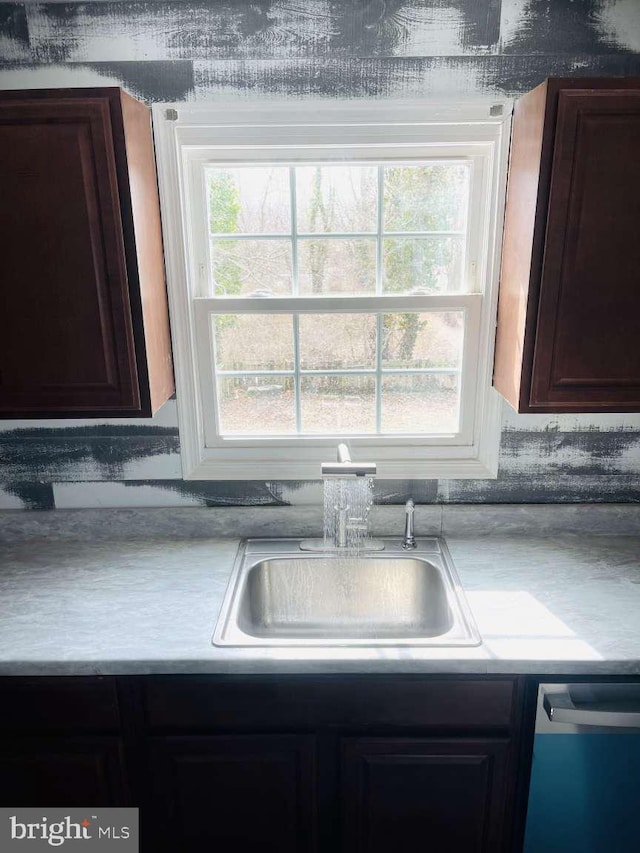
[543,687,640,728]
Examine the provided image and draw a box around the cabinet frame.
[494,76,640,413]
[0,87,174,418]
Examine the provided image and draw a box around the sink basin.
[213,538,481,647]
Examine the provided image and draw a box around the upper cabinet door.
[0,89,174,417]
[532,90,640,408]
[494,78,640,413]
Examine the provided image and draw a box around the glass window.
[154,99,508,478]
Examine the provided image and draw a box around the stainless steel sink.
[212,538,481,647]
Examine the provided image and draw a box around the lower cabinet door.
[0,737,129,807]
[148,735,316,853]
[341,737,511,853]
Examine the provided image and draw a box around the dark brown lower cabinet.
[0,676,529,852]
[0,737,129,807]
[342,738,511,853]
[143,734,514,853]
[147,735,316,853]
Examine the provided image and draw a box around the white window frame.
[153,100,511,480]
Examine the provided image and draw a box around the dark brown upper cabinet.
[494,78,640,413]
[0,88,174,417]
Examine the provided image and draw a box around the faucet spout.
[300,443,384,551]
[321,443,376,478]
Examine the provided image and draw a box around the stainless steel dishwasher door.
[524,682,640,853]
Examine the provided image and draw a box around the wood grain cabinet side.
[0,87,174,417]
[494,77,640,413]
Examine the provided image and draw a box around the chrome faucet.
[321,443,376,478]
[402,499,417,549]
[324,443,376,550]
[300,444,383,552]
[335,507,368,549]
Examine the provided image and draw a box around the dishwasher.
[524,682,640,853]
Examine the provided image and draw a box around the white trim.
[152,100,511,481]
[167,99,506,125]
[179,455,498,481]
[193,294,479,313]
[153,104,205,479]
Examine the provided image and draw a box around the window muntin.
[205,161,472,299]
[195,293,481,450]
[211,310,464,437]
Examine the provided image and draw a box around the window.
[153,101,511,479]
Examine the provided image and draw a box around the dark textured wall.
[1,0,639,509]
[2,1,640,102]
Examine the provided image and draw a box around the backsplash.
[1,399,639,509]
[1,0,639,509]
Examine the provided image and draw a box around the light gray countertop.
[1,515,640,676]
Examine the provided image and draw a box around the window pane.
[207,166,290,234]
[298,238,376,295]
[382,236,464,293]
[213,314,294,371]
[211,239,293,296]
[381,312,463,369]
[299,314,376,370]
[296,165,377,233]
[217,376,295,435]
[381,374,460,434]
[384,164,470,232]
[301,375,375,434]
